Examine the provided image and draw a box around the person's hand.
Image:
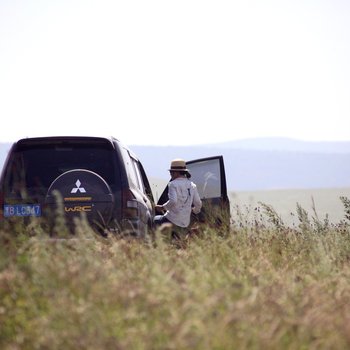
[155,205,166,214]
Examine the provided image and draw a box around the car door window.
[187,159,221,199]
[131,158,145,192]
[137,161,154,203]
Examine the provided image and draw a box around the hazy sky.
[1,0,349,145]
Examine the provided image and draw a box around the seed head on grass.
[340,196,350,223]
[258,201,285,231]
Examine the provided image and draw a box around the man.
[154,159,202,238]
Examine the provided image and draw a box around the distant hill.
[1,138,350,191]
[129,144,350,191]
[0,142,11,170]
[197,137,350,153]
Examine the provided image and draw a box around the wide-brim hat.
[168,158,191,177]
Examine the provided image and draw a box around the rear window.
[4,142,120,195]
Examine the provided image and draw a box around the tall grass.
[1,198,350,349]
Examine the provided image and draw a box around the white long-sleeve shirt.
[163,177,202,228]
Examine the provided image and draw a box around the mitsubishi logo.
[71,180,86,193]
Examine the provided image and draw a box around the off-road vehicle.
[0,136,154,236]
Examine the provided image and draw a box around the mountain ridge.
[129,144,350,191]
[1,138,350,191]
[186,137,350,153]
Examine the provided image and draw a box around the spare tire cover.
[45,169,114,226]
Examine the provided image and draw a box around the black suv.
[0,136,230,236]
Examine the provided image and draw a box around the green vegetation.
[1,198,350,349]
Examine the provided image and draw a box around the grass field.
[1,187,350,349]
[150,177,350,227]
[231,187,350,227]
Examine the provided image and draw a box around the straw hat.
[168,159,191,177]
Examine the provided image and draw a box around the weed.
[258,201,285,231]
[340,196,350,223]
[1,197,350,349]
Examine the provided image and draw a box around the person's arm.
[158,183,177,211]
[192,184,202,214]
[162,182,178,211]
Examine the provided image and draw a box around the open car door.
[157,156,230,231]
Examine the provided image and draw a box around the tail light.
[122,189,139,219]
